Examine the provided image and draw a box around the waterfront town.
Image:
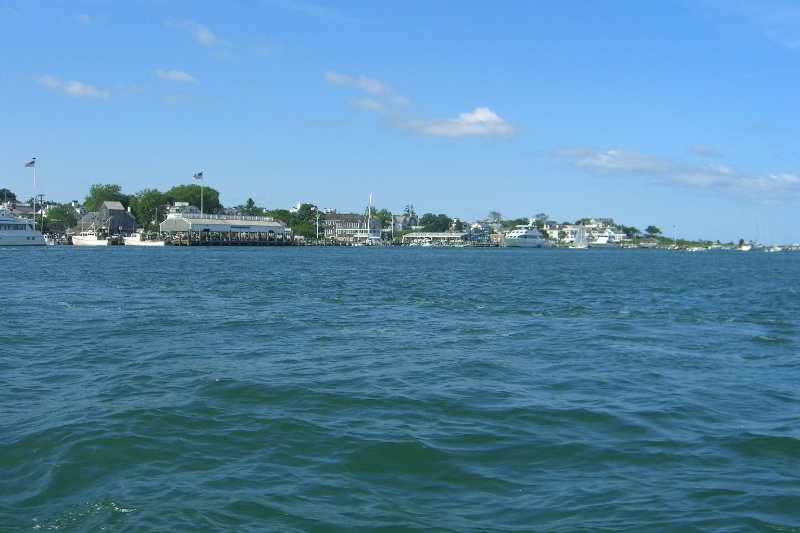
[0,184,791,250]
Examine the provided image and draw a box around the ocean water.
[1,246,798,532]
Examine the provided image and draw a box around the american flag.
[24,159,35,168]
[192,172,203,180]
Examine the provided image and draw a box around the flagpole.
[192,171,204,216]
[26,157,37,230]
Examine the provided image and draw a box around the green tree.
[84,183,127,212]
[129,188,167,231]
[502,217,527,229]
[164,184,222,213]
[488,210,502,223]
[420,213,451,232]
[0,188,17,202]
[371,208,392,229]
[264,208,291,224]
[42,203,77,232]
[645,225,662,237]
[238,197,268,216]
[534,212,549,229]
[620,225,640,239]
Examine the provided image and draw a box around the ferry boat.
[0,204,46,246]
[502,220,551,248]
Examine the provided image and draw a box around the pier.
[159,202,295,246]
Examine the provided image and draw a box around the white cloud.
[557,146,800,203]
[168,20,227,47]
[326,71,516,139]
[153,69,197,83]
[408,107,517,139]
[35,74,110,99]
[324,71,408,106]
[350,99,386,113]
[576,149,668,173]
[691,144,721,157]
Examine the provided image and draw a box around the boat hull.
[123,237,165,246]
[0,233,46,246]
[71,235,111,246]
[503,239,551,248]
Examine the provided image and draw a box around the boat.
[589,230,616,247]
[0,204,46,246]
[123,231,166,247]
[569,225,588,249]
[502,220,551,248]
[71,222,112,246]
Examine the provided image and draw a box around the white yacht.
[0,204,46,246]
[502,220,551,248]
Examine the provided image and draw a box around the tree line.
[3,183,673,241]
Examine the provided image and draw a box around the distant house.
[392,213,418,232]
[324,213,381,243]
[75,201,136,234]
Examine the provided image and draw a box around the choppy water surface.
[1,246,798,531]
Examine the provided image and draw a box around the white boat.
[590,230,616,247]
[71,224,111,246]
[123,231,166,247]
[570,225,588,249]
[0,204,46,246]
[502,220,551,248]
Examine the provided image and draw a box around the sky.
[2,0,799,244]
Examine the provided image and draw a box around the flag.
[192,172,203,180]
[25,159,35,168]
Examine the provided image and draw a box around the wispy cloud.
[153,69,197,83]
[723,1,800,49]
[556,146,800,203]
[265,0,347,22]
[407,107,517,139]
[575,149,668,174]
[35,74,110,99]
[325,71,516,139]
[167,19,227,47]
[691,144,721,157]
[324,71,408,106]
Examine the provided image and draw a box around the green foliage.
[645,225,662,237]
[42,203,77,232]
[0,188,17,202]
[372,208,392,229]
[262,203,320,238]
[488,210,502,223]
[241,197,262,216]
[164,184,222,213]
[619,225,641,239]
[84,184,127,212]
[420,213,451,232]
[129,188,167,231]
[502,217,527,229]
[263,208,291,224]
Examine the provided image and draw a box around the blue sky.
[2,0,799,244]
